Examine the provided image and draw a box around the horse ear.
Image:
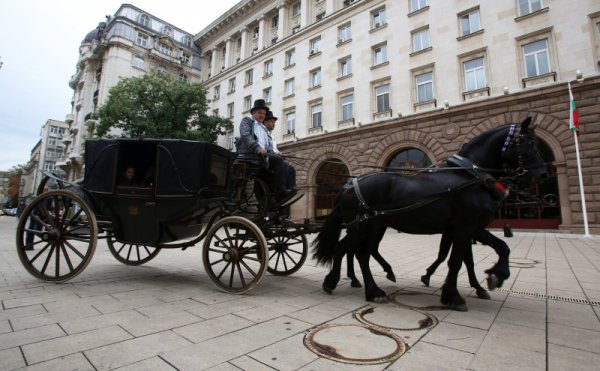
[520,117,532,132]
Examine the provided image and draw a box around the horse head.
[500,117,548,183]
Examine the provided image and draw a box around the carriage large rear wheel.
[266,233,308,275]
[106,234,160,266]
[16,190,97,282]
[202,216,268,293]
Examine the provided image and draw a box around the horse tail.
[312,205,344,267]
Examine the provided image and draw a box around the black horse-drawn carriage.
[16,138,313,293]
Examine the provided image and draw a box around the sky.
[0,0,241,171]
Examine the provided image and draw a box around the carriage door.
[490,140,560,229]
[314,159,350,219]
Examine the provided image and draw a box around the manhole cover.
[509,258,541,268]
[303,323,406,365]
[355,305,438,331]
[390,292,449,311]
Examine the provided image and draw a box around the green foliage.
[94,73,232,142]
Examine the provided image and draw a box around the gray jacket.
[236,116,261,155]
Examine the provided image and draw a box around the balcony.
[65,114,75,124]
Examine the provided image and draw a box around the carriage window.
[386,148,432,173]
[209,154,228,187]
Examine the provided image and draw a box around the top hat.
[265,110,278,121]
[250,99,269,114]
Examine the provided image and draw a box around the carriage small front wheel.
[202,216,268,293]
[106,234,161,266]
[267,233,307,275]
[16,190,98,282]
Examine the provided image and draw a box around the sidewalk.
[1,215,599,370]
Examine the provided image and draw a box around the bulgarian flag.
[568,82,580,136]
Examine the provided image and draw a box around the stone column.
[326,0,335,15]
[277,3,287,41]
[240,27,248,60]
[300,0,308,28]
[210,48,217,77]
[224,37,232,69]
[257,15,266,50]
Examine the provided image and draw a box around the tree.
[94,73,232,142]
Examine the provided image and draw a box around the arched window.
[138,14,150,27]
[182,35,192,47]
[386,148,432,172]
[162,25,173,36]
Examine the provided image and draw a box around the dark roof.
[82,22,106,43]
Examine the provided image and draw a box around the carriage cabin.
[82,139,235,244]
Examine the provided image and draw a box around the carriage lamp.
[576,70,583,82]
[503,86,509,95]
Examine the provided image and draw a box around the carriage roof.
[82,138,234,195]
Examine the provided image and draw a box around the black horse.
[312,118,547,311]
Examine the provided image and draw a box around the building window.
[518,0,543,16]
[340,56,352,77]
[344,0,358,7]
[253,27,259,39]
[411,0,428,12]
[375,84,390,112]
[264,59,273,76]
[157,66,167,75]
[272,15,279,28]
[228,77,236,93]
[245,69,254,85]
[136,33,149,47]
[464,57,486,91]
[412,28,430,52]
[310,68,321,88]
[285,78,295,96]
[227,103,234,118]
[180,53,190,64]
[310,37,321,55]
[213,109,219,116]
[523,39,550,77]
[292,2,301,17]
[459,9,480,36]
[162,25,173,36]
[285,49,296,67]
[416,72,434,102]
[311,103,323,128]
[263,87,272,104]
[244,95,252,112]
[159,43,173,56]
[286,111,296,134]
[182,35,192,47]
[139,14,150,27]
[179,74,188,82]
[316,12,326,21]
[338,23,351,43]
[341,94,354,121]
[213,85,220,100]
[373,43,388,66]
[372,7,386,29]
[132,56,145,69]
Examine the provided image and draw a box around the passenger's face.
[125,168,135,180]
[265,119,276,130]
[253,109,267,122]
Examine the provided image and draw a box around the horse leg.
[476,229,510,290]
[441,232,469,312]
[357,224,388,303]
[346,250,362,288]
[421,232,453,287]
[372,248,396,282]
[323,234,352,294]
[463,244,490,300]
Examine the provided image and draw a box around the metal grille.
[495,287,600,306]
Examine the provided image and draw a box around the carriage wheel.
[106,234,160,266]
[266,233,308,276]
[202,216,268,293]
[235,178,269,221]
[36,173,65,194]
[16,190,97,282]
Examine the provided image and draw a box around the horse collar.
[501,124,519,154]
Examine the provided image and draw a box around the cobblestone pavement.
[1,215,599,370]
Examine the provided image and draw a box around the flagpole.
[569,81,591,237]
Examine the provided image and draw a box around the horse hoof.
[476,289,491,300]
[386,273,396,283]
[487,274,500,290]
[322,284,333,294]
[351,280,362,288]
[368,296,389,304]
[420,275,430,287]
[449,303,469,312]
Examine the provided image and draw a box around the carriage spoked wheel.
[106,234,160,266]
[266,233,308,275]
[235,178,269,221]
[202,216,268,293]
[16,190,98,282]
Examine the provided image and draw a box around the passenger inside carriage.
[120,165,138,186]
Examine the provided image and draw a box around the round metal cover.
[390,292,449,311]
[355,304,438,331]
[303,323,406,365]
[509,258,540,268]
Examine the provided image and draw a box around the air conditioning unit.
[310,49,316,55]
[374,22,381,28]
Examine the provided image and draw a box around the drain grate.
[496,287,600,306]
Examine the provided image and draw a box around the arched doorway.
[386,148,433,171]
[490,139,561,229]
[314,159,350,218]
